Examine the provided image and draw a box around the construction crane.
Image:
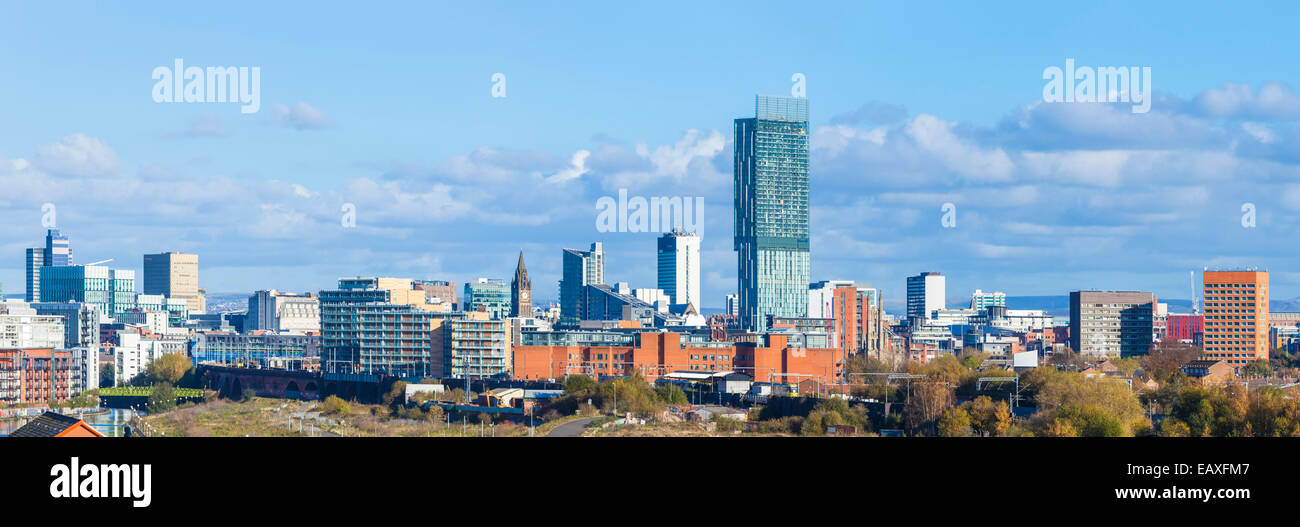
[86,258,114,266]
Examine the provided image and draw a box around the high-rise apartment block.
[734,95,811,332]
[143,252,203,312]
[657,229,701,310]
[1202,270,1270,366]
[1069,290,1157,358]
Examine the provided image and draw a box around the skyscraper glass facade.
[734,95,810,331]
[560,242,604,323]
[463,278,511,319]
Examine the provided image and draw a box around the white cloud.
[271,102,334,130]
[34,134,119,177]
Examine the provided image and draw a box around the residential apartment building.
[1202,270,1270,366]
[734,95,811,332]
[657,229,701,309]
[319,277,447,381]
[0,348,76,403]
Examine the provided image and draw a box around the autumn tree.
[936,406,973,437]
[1141,340,1203,383]
[967,396,1012,437]
[147,352,192,385]
[904,381,953,436]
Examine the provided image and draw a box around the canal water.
[0,408,142,437]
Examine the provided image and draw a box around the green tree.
[147,382,177,413]
[655,384,688,405]
[321,395,350,415]
[99,363,115,388]
[1244,360,1272,379]
[563,374,598,394]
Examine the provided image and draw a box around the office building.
[906,272,946,323]
[657,229,701,309]
[559,242,604,323]
[725,293,739,316]
[511,251,532,317]
[1202,270,1270,366]
[970,289,1006,310]
[44,229,72,266]
[143,252,203,312]
[734,95,811,332]
[39,265,136,315]
[247,290,320,333]
[25,248,44,302]
[1069,291,1157,358]
[464,278,511,319]
[413,280,458,308]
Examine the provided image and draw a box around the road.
[546,418,595,437]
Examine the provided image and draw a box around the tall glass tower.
[734,95,810,331]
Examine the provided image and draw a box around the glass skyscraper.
[734,95,810,331]
[559,242,604,323]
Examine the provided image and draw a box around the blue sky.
[2,1,1300,309]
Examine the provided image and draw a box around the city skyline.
[6,2,1300,308]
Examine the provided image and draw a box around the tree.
[1141,341,1203,383]
[936,407,973,437]
[563,374,598,394]
[655,384,688,405]
[904,381,953,435]
[1159,418,1191,437]
[321,395,350,415]
[1050,348,1087,372]
[100,363,115,388]
[967,396,1011,437]
[1244,360,1272,379]
[147,382,177,413]
[147,353,192,385]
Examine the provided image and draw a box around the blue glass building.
[734,95,811,331]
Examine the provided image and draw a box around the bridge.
[202,365,321,400]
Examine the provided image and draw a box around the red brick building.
[513,331,839,388]
[0,348,76,404]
